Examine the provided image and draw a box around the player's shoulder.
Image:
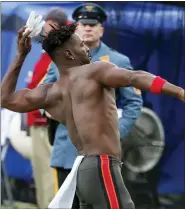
[87,61,116,80]
[90,61,116,70]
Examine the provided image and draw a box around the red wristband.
[150,76,166,94]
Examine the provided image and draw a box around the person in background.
[40,3,143,209]
[27,7,68,209]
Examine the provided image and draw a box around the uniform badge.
[133,87,142,95]
[99,56,110,62]
[86,5,94,12]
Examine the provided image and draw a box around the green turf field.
[1,201,36,209]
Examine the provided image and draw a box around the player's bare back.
[45,63,122,159]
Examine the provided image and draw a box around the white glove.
[24,11,44,38]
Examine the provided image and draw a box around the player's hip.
[76,155,134,209]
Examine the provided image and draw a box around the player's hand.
[17,26,32,56]
[177,88,185,102]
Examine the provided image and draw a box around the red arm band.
[150,76,166,94]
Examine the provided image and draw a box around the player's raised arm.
[1,26,54,112]
[95,61,184,102]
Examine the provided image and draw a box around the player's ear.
[64,49,74,60]
[99,24,104,38]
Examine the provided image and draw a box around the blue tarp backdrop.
[99,1,185,194]
[1,2,184,193]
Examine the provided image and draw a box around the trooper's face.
[76,22,104,45]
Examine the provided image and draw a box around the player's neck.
[55,60,81,75]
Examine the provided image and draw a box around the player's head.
[72,3,107,47]
[43,7,68,35]
[40,23,91,65]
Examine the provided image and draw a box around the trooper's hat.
[72,3,107,25]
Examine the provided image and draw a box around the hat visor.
[78,18,99,25]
